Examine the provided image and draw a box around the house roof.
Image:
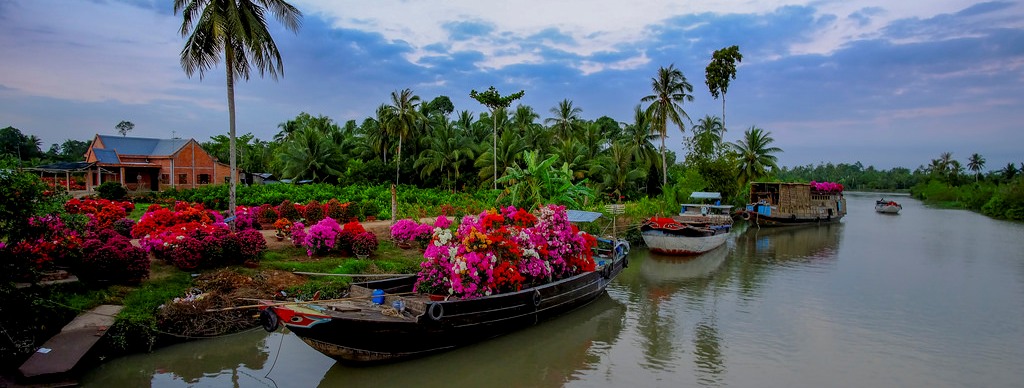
[94,149,121,164]
[96,135,190,156]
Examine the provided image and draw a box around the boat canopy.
[690,192,722,200]
[567,210,603,223]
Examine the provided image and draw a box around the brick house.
[83,134,237,192]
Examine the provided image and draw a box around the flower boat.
[875,198,902,214]
[641,192,734,255]
[260,205,629,364]
[738,181,847,227]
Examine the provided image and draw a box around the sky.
[1,0,1022,171]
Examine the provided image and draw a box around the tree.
[383,88,423,185]
[544,99,582,141]
[470,86,524,190]
[968,153,986,182]
[115,120,135,137]
[705,45,742,131]
[642,64,694,188]
[174,0,302,220]
[690,115,725,159]
[498,150,593,210]
[728,126,782,186]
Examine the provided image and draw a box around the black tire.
[742,212,751,221]
[532,290,542,308]
[601,264,612,279]
[429,302,444,320]
[260,309,279,332]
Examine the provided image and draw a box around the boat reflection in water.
[641,244,730,288]
[317,293,626,386]
[737,223,843,263]
[632,245,731,383]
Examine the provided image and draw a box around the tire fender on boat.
[601,264,612,279]
[428,302,444,321]
[260,309,279,332]
[622,255,629,268]
[741,212,751,221]
[532,290,542,308]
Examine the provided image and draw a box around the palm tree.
[414,116,475,191]
[174,0,302,219]
[968,153,986,182]
[544,99,582,141]
[475,128,527,189]
[498,150,593,210]
[592,141,646,202]
[277,126,345,183]
[641,64,694,188]
[383,89,423,185]
[728,126,782,186]
[691,115,725,158]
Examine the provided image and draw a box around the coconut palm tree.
[691,115,725,158]
[642,64,694,188]
[968,153,986,182]
[592,141,646,202]
[545,99,582,141]
[383,89,423,185]
[174,0,302,218]
[728,126,782,186]
[415,116,475,191]
[475,128,527,189]
[277,126,345,183]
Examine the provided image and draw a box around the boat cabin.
[677,192,733,225]
[747,182,846,220]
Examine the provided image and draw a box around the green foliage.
[97,181,128,200]
[108,269,192,352]
[0,158,68,241]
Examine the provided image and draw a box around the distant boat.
[738,181,847,227]
[875,199,902,214]
[641,192,733,255]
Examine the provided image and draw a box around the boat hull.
[642,229,730,255]
[268,257,627,364]
[875,204,902,214]
[739,211,844,227]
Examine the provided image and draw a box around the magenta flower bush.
[390,219,429,244]
[290,221,307,248]
[414,205,597,300]
[78,229,149,283]
[303,217,342,256]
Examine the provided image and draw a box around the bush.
[277,200,301,221]
[78,229,149,283]
[97,181,128,200]
[112,218,136,238]
[304,200,325,224]
[256,204,279,224]
[351,231,379,256]
[325,199,350,221]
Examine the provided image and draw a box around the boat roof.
[690,192,721,199]
[566,210,603,223]
[680,204,734,209]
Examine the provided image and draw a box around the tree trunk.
[661,130,667,189]
[492,112,497,190]
[226,45,237,224]
[396,134,402,185]
[722,94,727,132]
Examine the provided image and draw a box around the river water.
[81,193,1024,387]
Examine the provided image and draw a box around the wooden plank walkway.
[18,305,122,380]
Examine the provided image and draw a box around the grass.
[128,202,152,221]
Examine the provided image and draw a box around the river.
[81,192,1024,387]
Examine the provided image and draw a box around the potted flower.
[390,219,420,249]
[351,231,378,259]
[273,218,293,241]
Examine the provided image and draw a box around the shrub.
[304,200,325,224]
[304,217,341,256]
[78,229,149,283]
[256,204,279,224]
[290,221,307,248]
[232,206,261,231]
[359,199,379,220]
[325,199,350,221]
[97,181,128,200]
[112,218,136,238]
[278,200,301,221]
[351,231,379,256]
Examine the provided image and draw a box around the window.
[178,174,188,185]
[160,174,169,184]
[198,174,210,184]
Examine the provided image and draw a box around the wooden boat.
[738,181,847,227]
[641,192,733,255]
[260,208,629,364]
[260,252,627,364]
[875,199,902,214]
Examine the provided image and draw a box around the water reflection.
[317,294,626,387]
[736,223,843,264]
[621,246,730,382]
[84,329,271,387]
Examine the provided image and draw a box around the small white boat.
[641,192,733,255]
[875,199,902,214]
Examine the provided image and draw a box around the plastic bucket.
[371,289,385,305]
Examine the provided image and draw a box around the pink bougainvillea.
[414,205,597,299]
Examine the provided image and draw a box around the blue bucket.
[371,289,385,305]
